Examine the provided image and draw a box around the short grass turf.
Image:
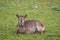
[0,0,60,40]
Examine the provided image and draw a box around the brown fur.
[15,14,45,35]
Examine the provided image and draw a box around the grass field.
[0,0,60,40]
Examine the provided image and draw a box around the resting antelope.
[15,14,45,34]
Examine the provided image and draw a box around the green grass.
[0,0,60,40]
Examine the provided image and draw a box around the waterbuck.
[15,14,45,35]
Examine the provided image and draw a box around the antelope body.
[15,14,45,34]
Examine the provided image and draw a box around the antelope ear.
[16,14,19,18]
[24,14,27,18]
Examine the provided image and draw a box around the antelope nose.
[21,20,22,23]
